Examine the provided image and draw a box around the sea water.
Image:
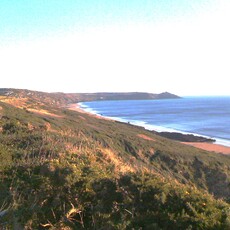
[79,97,230,146]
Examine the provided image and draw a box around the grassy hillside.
[0,89,229,229]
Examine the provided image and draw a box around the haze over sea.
[79,97,230,147]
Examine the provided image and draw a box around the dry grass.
[0,97,28,108]
[100,148,135,173]
[27,108,62,118]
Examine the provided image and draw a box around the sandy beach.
[181,142,230,155]
[67,103,87,113]
[67,103,112,120]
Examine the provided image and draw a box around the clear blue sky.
[1,0,230,95]
[0,0,207,40]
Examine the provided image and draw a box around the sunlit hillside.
[0,89,229,229]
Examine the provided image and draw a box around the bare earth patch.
[78,115,86,120]
[137,134,155,142]
[181,142,230,155]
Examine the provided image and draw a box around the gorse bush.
[1,156,229,229]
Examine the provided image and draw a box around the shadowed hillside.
[0,89,229,229]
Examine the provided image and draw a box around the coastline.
[67,103,88,113]
[181,142,230,155]
[67,103,112,120]
[75,102,230,155]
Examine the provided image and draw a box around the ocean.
[79,97,230,146]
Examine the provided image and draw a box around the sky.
[0,0,230,96]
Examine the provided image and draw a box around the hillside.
[0,88,180,105]
[0,89,229,229]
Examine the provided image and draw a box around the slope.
[0,89,229,229]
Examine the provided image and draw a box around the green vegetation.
[0,89,230,229]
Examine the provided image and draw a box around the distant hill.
[0,88,180,105]
[74,91,180,101]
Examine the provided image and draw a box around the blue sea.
[79,97,230,146]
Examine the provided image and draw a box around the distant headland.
[0,88,180,104]
[75,91,180,101]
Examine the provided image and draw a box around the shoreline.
[67,103,88,113]
[181,142,230,155]
[71,103,230,155]
[67,103,112,120]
